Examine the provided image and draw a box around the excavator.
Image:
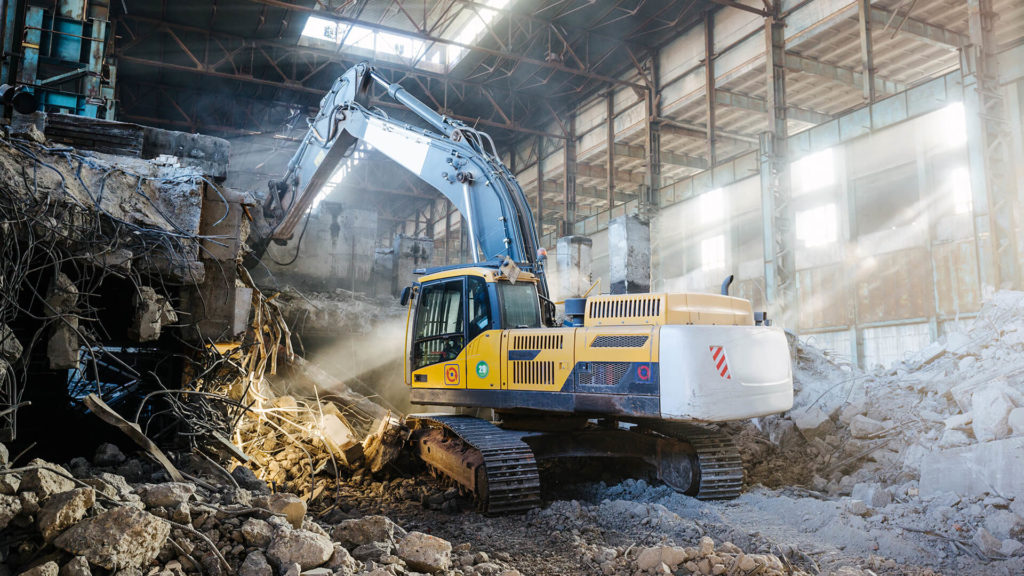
[254,62,793,514]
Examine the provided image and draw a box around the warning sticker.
[444,364,460,386]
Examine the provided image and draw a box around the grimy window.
[500,282,541,329]
[413,280,465,370]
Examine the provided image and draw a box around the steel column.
[606,92,616,209]
[760,11,798,331]
[704,11,717,165]
[536,136,545,241]
[644,55,662,211]
[857,0,875,102]
[564,116,578,235]
[963,0,1019,291]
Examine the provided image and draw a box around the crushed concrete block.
[851,483,892,508]
[920,437,1024,499]
[258,493,305,530]
[938,429,972,448]
[47,322,79,370]
[37,487,95,541]
[18,561,59,576]
[1008,408,1024,436]
[59,556,91,576]
[396,531,452,573]
[845,500,869,516]
[944,413,973,432]
[0,493,23,530]
[0,323,23,361]
[266,529,333,570]
[973,527,1004,557]
[53,506,170,570]
[972,386,1017,442]
[1002,539,1024,557]
[944,331,972,354]
[984,510,1024,540]
[239,551,273,576]
[242,518,273,548]
[0,472,20,494]
[848,415,886,439]
[134,482,194,508]
[20,459,76,500]
[331,515,406,550]
[129,287,178,342]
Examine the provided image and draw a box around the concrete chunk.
[920,436,1024,499]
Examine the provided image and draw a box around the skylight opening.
[301,0,511,72]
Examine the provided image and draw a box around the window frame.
[496,280,542,329]
[411,278,468,370]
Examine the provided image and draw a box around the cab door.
[409,278,467,389]
[464,276,501,390]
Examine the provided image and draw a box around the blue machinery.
[3,0,115,118]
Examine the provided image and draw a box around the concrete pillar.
[555,235,593,299]
[963,0,1019,292]
[393,234,434,296]
[760,11,798,332]
[608,215,650,294]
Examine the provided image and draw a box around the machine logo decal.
[476,361,489,378]
[636,364,651,381]
[709,346,732,380]
[444,364,460,385]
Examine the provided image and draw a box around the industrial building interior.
[1,0,1023,575]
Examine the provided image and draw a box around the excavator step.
[408,414,541,514]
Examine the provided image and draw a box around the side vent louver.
[590,335,649,348]
[511,361,555,385]
[587,296,662,319]
[511,334,564,350]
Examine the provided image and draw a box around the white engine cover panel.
[659,325,793,422]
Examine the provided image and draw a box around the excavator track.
[647,422,744,500]
[408,414,541,514]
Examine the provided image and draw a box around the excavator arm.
[257,62,550,307]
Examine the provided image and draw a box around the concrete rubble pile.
[769,291,1024,497]
[730,290,1024,568]
[0,443,520,576]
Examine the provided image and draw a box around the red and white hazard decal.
[709,346,732,380]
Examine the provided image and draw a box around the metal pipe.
[369,69,455,138]
[462,182,480,263]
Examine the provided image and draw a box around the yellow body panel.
[410,349,466,389]
[466,330,503,390]
[584,292,753,327]
[503,328,576,391]
[574,325,658,364]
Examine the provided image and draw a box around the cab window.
[499,282,541,328]
[467,276,492,340]
[412,280,464,370]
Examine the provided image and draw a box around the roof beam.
[243,0,643,90]
[576,162,646,185]
[869,7,966,49]
[613,142,708,170]
[539,180,635,204]
[714,89,832,125]
[706,0,769,18]
[783,51,905,95]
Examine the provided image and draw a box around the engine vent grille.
[511,334,564,350]
[577,362,630,387]
[511,361,555,385]
[590,335,649,348]
[587,297,662,319]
